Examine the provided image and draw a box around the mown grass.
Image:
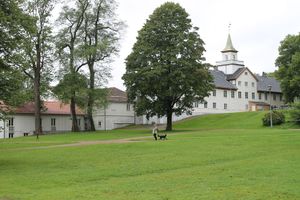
[0,112,299,200]
[174,111,300,130]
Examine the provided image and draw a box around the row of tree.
[0,0,123,137]
[1,1,299,133]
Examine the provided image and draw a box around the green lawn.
[0,112,299,200]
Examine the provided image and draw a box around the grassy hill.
[0,111,299,200]
[174,111,266,129]
[174,111,299,130]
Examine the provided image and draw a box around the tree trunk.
[70,96,79,132]
[86,65,95,131]
[34,42,42,139]
[166,110,173,131]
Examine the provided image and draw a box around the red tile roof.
[15,101,85,115]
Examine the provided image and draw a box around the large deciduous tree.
[20,0,54,138]
[122,2,213,131]
[56,0,123,131]
[55,0,89,132]
[80,0,123,131]
[275,33,300,103]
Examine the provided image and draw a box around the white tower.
[216,33,245,74]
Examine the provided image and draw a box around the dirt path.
[17,135,153,150]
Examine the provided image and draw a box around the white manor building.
[141,34,285,124]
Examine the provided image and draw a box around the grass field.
[0,112,299,200]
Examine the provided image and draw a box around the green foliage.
[0,0,36,108]
[123,2,213,130]
[262,110,285,126]
[0,68,33,108]
[52,72,88,108]
[290,102,300,124]
[0,0,35,69]
[275,33,300,102]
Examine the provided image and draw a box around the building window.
[8,118,14,126]
[238,81,241,86]
[213,102,216,109]
[194,101,199,108]
[223,90,227,98]
[231,91,235,98]
[280,94,283,101]
[98,121,102,127]
[204,101,208,108]
[245,92,248,99]
[225,55,228,60]
[252,82,255,87]
[126,103,131,111]
[245,71,248,75]
[265,93,268,100]
[238,91,242,98]
[233,55,236,60]
[213,90,216,96]
[245,82,248,87]
[51,118,56,127]
[259,93,262,100]
[77,119,81,127]
[224,103,227,109]
[245,104,249,110]
[273,94,276,101]
[252,92,255,100]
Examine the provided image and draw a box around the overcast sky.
[75,0,300,90]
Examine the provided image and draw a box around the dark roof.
[226,67,258,81]
[108,87,128,103]
[256,75,282,93]
[15,101,85,115]
[210,70,237,90]
[226,68,245,80]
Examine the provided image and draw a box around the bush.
[290,102,300,124]
[262,110,285,126]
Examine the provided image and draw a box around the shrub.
[290,102,300,124]
[262,110,285,126]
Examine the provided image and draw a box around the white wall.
[93,102,135,130]
[0,114,85,139]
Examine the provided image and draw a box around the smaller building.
[0,101,84,138]
[93,87,137,130]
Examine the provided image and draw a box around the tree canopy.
[122,2,213,131]
[275,33,300,103]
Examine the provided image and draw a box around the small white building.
[93,87,137,130]
[0,101,85,138]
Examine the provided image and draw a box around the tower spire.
[222,27,237,53]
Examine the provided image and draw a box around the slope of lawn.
[0,111,299,200]
[174,111,267,129]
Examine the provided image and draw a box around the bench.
[24,132,29,136]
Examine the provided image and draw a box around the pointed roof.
[221,34,238,53]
